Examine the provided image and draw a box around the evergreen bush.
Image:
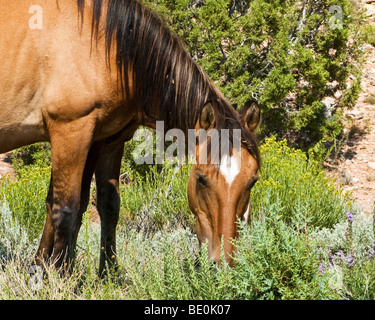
[145,0,370,152]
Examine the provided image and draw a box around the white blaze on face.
[219,154,240,187]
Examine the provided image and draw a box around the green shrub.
[251,137,352,228]
[117,227,222,300]
[110,211,338,300]
[11,143,51,172]
[0,164,50,240]
[311,213,375,299]
[1,143,51,240]
[0,135,359,300]
[232,211,338,300]
[120,162,194,233]
[0,203,32,264]
[121,135,161,179]
[144,0,368,151]
[340,259,375,300]
[0,200,370,300]
[120,136,352,233]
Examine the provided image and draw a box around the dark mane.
[77,0,260,166]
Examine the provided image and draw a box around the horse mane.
[77,0,260,167]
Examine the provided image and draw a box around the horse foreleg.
[71,142,104,249]
[35,141,104,270]
[45,120,94,272]
[42,142,101,270]
[95,141,124,276]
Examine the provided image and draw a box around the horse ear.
[239,101,261,133]
[199,102,216,130]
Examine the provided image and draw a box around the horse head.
[188,101,261,266]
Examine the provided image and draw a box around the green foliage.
[0,136,369,299]
[3,143,52,240]
[120,161,195,233]
[0,203,31,264]
[145,0,368,152]
[251,137,352,228]
[119,228,233,300]
[340,259,375,300]
[312,214,375,299]
[121,134,161,178]
[0,165,50,240]
[11,143,51,172]
[118,215,337,300]
[232,212,337,300]
[0,205,339,300]
[119,136,353,234]
[1,0,373,300]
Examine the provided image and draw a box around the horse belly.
[0,83,47,153]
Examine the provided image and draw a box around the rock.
[368,162,375,170]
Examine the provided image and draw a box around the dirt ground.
[325,1,375,216]
[0,153,14,180]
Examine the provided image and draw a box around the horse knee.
[51,205,75,236]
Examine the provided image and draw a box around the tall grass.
[0,137,372,300]
[0,204,337,300]
[120,163,195,233]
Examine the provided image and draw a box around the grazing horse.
[0,0,260,273]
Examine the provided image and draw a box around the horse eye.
[196,174,207,186]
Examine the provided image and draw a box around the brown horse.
[0,0,260,273]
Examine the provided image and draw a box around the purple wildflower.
[346,254,355,268]
[328,246,334,262]
[319,262,325,275]
[336,250,344,261]
[346,211,354,223]
[369,244,375,259]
